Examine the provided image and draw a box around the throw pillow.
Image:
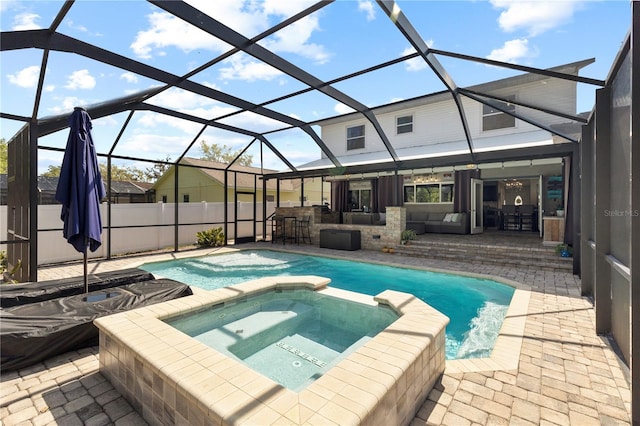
[443,213,454,222]
[450,213,459,222]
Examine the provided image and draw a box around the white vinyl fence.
[1,201,295,265]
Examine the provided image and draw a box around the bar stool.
[271,215,284,244]
[297,215,312,244]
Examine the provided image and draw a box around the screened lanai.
[1,1,638,422]
[2,0,612,272]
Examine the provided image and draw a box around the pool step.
[393,239,573,272]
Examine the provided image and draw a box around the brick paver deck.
[0,240,631,425]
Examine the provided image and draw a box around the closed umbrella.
[55,107,106,293]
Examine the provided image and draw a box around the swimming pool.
[141,249,515,359]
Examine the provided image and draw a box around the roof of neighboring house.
[156,158,296,191]
[29,175,149,195]
[133,181,154,191]
[109,181,150,195]
[37,176,59,192]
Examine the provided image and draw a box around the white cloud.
[65,70,96,90]
[486,38,537,63]
[132,1,331,76]
[358,0,376,21]
[218,54,283,82]
[490,0,584,37]
[48,96,87,115]
[134,100,266,135]
[146,87,221,110]
[120,131,192,157]
[92,115,118,128]
[12,12,41,30]
[44,84,55,92]
[261,0,317,18]
[7,65,40,88]
[120,72,139,84]
[136,112,203,135]
[218,111,289,133]
[66,20,88,33]
[0,0,17,13]
[401,46,433,72]
[334,103,355,115]
[261,15,331,64]
[187,0,267,35]
[130,11,231,59]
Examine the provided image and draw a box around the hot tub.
[165,288,398,392]
[95,276,449,425]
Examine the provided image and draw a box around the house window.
[416,184,440,203]
[404,186,415,203]
[404,182,454,204]
[396,115,413,134]
[266,195,275,202]
[348,180,371,211]
[440,184,454,202]
[161,195,167,203]
[183,194,190,203]
[346,125,365,150]
[482,96,516,131]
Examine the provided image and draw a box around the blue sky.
[0,0,631,174]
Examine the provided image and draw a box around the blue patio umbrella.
[55,107,106,293]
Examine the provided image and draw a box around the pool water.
[165,289,398,391]
[143,250,514,359]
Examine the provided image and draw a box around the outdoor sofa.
[406,211,470,235]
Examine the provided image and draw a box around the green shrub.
[196,227,225,247]
[401,229,416,242]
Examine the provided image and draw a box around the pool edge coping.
[95,276,449,425]
[125,245,531,375]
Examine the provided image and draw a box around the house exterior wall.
[155,166,223,203]
[320,76,575,158]
[154,166,328,205]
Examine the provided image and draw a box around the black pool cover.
[0,268,156,308]
[1,279,192,372]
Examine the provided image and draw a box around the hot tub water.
[166,289,398,391]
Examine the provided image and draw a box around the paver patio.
[0,241,631,425]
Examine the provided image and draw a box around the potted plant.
[556,202,564,217]
[401,229,416,245]
[555,243,572,257]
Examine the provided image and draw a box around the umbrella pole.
[84,237,89,294]
[84,250,88,293]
